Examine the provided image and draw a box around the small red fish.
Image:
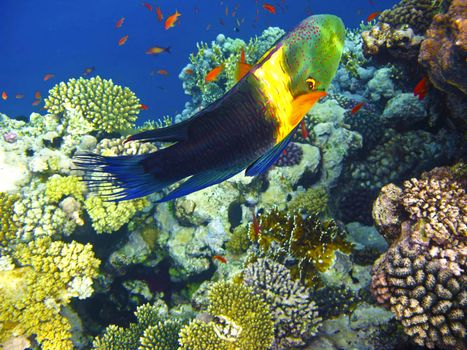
[213,255,227,264]
[32,99,41,106]
[414,77,429,100]
[15,93,24,99]
[156,69,169,75]
[205,64,225,82]
[34,90,42,100]
[118,35,129,46]
[43,73,54,81]
[115,17,125,28]
[184,68,194,75]
[1,91,7,100]
[351,102,365,115]
[262,3,276,14]
[143,2,153,12]
[156,7,163,21]
[366,11,381,22]
[300,120,309,138]
[140,104,149,110]
[164,10,181,30]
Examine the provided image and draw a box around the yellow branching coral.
[0,237,100,350]
[179,281,274,350]
[44,76,140,133]
[0,192,19,247]
[45,175,85,203]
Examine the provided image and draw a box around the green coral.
[341,49,367,78]
[0,192,19,247]
[139,320,182,350]
[225,225,251,255]
[287,187,329,216]
[0,237,100,350]
[44,76,140,133]
[179,281,274,350]
[45,175,85,203]
[249,209,352,287]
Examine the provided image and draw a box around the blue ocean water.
[0,0,398,123]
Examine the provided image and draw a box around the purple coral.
[3,131,17,143]
[275,142,303,167]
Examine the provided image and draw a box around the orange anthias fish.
[235,48,252,81]
[115,17,125,28]
[351,101,365,115]
[213,255,227,264]
[155,69,169,75]
[43,73,55,81]
[156,7,163,21]
[1,91,7,100]
[34,90,42,100]
[118,35,129,46]
[32,99,41,106]
[140,104,149,110]
[300,120,309,138]
[145,46,171,55]
[205,64,225,82]
[366,11,381,22]
[263,3,276,14]
[143,2,153,12]
[164,10,181,30]
[414,76,429,100]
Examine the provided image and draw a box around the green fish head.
[283,14,345,96]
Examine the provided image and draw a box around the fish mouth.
[290,90,327,125]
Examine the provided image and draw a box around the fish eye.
[306,77,316,90]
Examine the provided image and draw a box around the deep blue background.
[0,0,398,124]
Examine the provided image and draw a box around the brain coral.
[0,237,100,350]
[44,76,140,133]
[371,166,466,349]
[179,281,274,350]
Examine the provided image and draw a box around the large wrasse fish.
[74,14,345,202]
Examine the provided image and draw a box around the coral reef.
[274,142,303,167]
[0,192,19,247]
[179,281,274,350]
[0,237,100,350]
[243,258,321,349]
[44,76,141,133]
[287,186,329,217]
[371,166,466,349]
[45,175,85,203]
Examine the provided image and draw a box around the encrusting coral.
[178,281,274,350]
[371,166,466,349]
[243,258,322,349]
[0,237,100,350]
[44,76,141,133]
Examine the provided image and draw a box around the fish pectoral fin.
[125,120,189,143]
[156,168,243,202]
[245,128,296,177]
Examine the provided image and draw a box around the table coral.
[244,258,322,349]
[371,166,466,349]
[44,76,141,134]
[0,237,100,350]
[179,281,274,350]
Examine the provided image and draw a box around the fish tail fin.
[74,152,175,201]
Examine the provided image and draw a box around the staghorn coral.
[44,76,140,133]
[371,166,466,349]
[243,258,321,349]
[249,208,352,287]
[0,237,100,350]
[179,281,274,350]
[0,192,19,247]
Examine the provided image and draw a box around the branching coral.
[179,281,274,350]
[371,166,466,349]
[249,208,352,287]
[45,175,85,203]
[44,76,141,133]
[0,237,100,350]
[0,192,19,247]
[243,258,322,349]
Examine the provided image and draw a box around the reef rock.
[382,93,427,127]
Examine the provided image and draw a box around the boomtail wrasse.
[74,14,345,202]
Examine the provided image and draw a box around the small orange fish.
[1,91,7,100]
[262,3,276,14]
[115,17,125,28]
[300,120,309,138]
[156,7,163,21]
[15,93,25,99]
[414,76,429,101]
[164,10,181,30]
[235,48,252,81]
[156,69,169,75]
[83,66,95,76]
[34,90,42,100]
[351,102,365,115]
[184,68,194,75]
[366,11,381,22]
[32,99,41,106]
[205,64,224,82]
[145,46,170,55]
[140,104,149,110]
[143,2,153,12]
[43,73,55,81]
[118,35,129,46]
[213,255,227,264]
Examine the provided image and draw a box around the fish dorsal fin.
[235,48,252,82]
[156,167,243,202]
[245,128,296,177]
